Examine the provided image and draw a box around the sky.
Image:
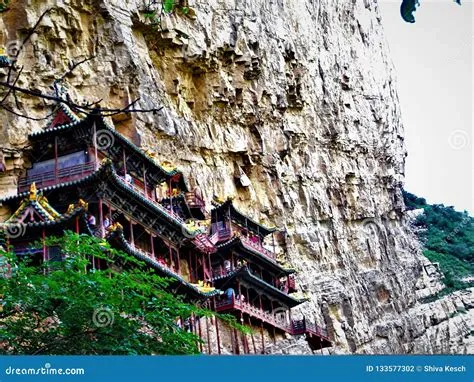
[378,0,473,214]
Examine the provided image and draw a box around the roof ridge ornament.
[29,182,37,201]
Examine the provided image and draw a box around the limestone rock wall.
[0,0,471,353]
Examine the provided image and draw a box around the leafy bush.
[0,231,244,355]
[404,191,474,292]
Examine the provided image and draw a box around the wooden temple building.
[0,102,331,354]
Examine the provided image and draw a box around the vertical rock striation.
[0,0,471,353]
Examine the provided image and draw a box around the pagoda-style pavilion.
[209,198,331,352]
[0,101,331,353]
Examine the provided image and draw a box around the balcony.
[214,297,329,340]
[213,228,232,242]
[215,297,288,332]
[184,191,205,208]
[117,175,156,203]
[240,235,275,260]
[18,162,96,192]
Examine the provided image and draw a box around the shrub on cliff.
[403,191,474,292]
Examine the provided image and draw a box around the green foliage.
[142,0,193,27]
[400,0,419,23]
[163,0,175,13]
[403,191,474,292]
[400,0,461,23]
[0,0,8,13]
[0,231,246,355]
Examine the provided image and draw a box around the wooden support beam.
[93,123,98,170]
[214,299,221,355]
[272,231,275,251]
[248,316,257,354]
[123,148,127,175]
[234,328,240,355]
[99,198,104,238]
[208,253,213,284]
[259,294,265,354]
[150,234,155,258]
[54,136,58,181]
[42,228,47,264]
[270,300,276,343]
[204,315,211,354]
[129,219,134,247]
[143,164,147,198]
[176,247,181,274]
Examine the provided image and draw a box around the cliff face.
[0,0,472,354]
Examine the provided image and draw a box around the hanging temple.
[0,100,331,354]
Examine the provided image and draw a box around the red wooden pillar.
[272,231,275,255]
[150,234,155,258]
[169,179,173,214]
[42,228,47,263]
[234,328,240,355]
[123,148,127,175]
[99,199,104,238]
[93,123,99,170]
[188,252,193,282]
[176,247,181,274]
[205,315,212,354]
[197,316,203,353]
[248,316,257,354]
[143,164,147,198]
[213,298,221,355]
[259,294,265,353]
[202,252,207,282]
[168,244,173,271]
[75,216,79,233]
[130,220,135,247]
[54,136,58,182]
[270,300,276,342]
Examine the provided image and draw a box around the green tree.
[403,191,474,293]
[400,0,461,23]
[0,231,243,355]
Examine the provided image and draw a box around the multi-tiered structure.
[0,102,331,353]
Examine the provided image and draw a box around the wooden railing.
[216,229,231,241]
[127,243,181,277]
[214,297,328,339]
[240,235,275,260]
[116,175,188,224]
[209,231,219,244]
[185,191,205,208]
[117,175,155,203]
[291,318,329,339]
[18,162,96,191]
